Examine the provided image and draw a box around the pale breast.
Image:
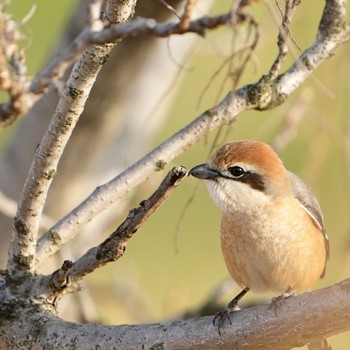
[220,197,326,293]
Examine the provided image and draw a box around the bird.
[189,140,330,342]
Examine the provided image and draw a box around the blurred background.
[0,0,349,348]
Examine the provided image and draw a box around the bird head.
[189,140,291,213]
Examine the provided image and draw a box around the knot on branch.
[247,81,286,111]
[50,260,74,291]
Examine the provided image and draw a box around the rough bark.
[0,279,349,349]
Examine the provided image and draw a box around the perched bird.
[189,140,330,339]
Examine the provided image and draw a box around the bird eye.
[228,166,246,177]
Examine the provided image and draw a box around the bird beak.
[189,163,221,180]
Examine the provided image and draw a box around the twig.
[30,12,234,92]
[179,0,197,31]
[68,166,187,282]
[196,14,259,109]
[35,0,350,265]
[158,0,181,20]
[261,0,301,85]
[6,0,137,277]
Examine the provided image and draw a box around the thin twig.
[179,0,197,31]
[158,0,181,20]
[66,166,187,282]
[30,12,235,92]
[262,0,301,85]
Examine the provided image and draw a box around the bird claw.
[213,307,232,335]
[213,304,240,334]
[269,289,295,316]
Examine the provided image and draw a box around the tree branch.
[0,8,247,127]
[35,0,350,264]
[1,278,350,349]
[69,166,187,280]
[6,0,137,277]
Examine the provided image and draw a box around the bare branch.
[30,12,234,91]
[36,0,350,265]
[2,278,350,349]
[6,0,137,277]
[0,11,239,127]
[67,166,186,283]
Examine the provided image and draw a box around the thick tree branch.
[1,278,349,349]
[36,0,350,264]
[6,0,137,277]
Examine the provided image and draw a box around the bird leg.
[213,287,250,334]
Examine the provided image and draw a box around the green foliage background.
[3,1,350,348]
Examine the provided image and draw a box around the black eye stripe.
[237,172,266,192]
[225,166,266,192]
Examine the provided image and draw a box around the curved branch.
[1,279,350,349]
[36,0,350,264]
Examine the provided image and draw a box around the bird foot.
[213,287,249,334]
[213,304,240,335]
[270,289,295,316]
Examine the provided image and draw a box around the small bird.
[189,140,329,336]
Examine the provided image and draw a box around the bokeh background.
[1,1,350,348]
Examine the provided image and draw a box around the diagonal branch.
[70,166,187,278]
[6,0,137,277]
[35,0,350,265]
[35,166,188,301]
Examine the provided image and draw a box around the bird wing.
[287,171,330,277]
